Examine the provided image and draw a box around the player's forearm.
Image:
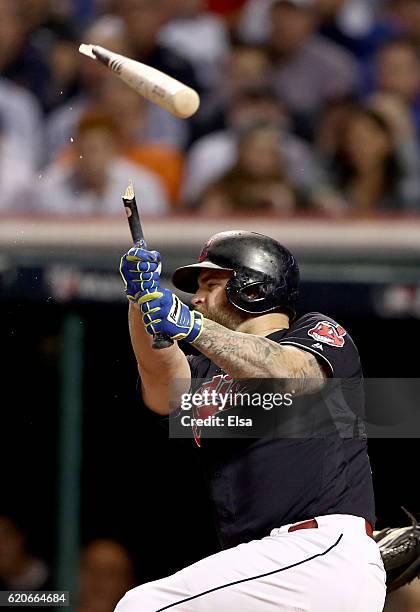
[193,318,289,378]
[193,318,325,394]
[129,303,191,414]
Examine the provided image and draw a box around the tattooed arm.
[193,318,326,395]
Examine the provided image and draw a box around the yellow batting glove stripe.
[138,290,163,305]
[171,333,188,341]
[144,319,161,329]
[142,306,160,315]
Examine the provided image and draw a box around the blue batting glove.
[119,247,162,303]
[138,288,203,343]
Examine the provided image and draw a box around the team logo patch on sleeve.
[308,321,346,347]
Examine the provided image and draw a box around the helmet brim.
[172,261,233,294]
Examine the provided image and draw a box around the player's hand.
[138,287,203,343]
[119,247,162,303]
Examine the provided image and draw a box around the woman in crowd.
[198,122,298,216]
[312,99,420,213]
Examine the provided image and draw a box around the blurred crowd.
[0,515,134,612]
[1,0,420,217]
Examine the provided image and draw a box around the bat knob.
[152,333,174,350]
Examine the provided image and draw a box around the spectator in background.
[369,92,420,201]
[0,116,34,212]
[32,110,168,216]
[46,15,187,162]
[0,0,50,106]
[268,0,358,140]
[54,75,184,204]
[237,0,274,44]
[312,101,420,213]
[238,0,391,57]
[221,44,272,98]
[191,43,272,141]
[198,123,297,216]
[159,0,230,91]
[0,0,80,114]
[99,76,184,204]
[183,86,316,206]
[0,516,50,591]
[207,0,247,32]
[114,0,199,146]
[313,96,355,159]
[19,0,82,113]
[315,0,397,60]
[0,78,43,169]
[390,0,420,51]
[46,14,129,161]
[375,38,420,140]
[77,539,134,612]
[114,0,198,92]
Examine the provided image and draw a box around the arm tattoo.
[193,318,326,395]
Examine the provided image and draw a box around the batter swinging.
[116,230,386,612]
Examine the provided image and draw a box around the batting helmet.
[172,230,299,318]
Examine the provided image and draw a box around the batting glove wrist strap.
[139,288,204,343]
[188,311,204,344]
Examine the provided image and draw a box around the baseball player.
[116,230,386,612]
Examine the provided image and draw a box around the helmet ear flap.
[225,273,273,314]
[239,281,271,302]
[225,271,296,317]
[225,273,244,311]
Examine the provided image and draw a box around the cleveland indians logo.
[308,321,346,348]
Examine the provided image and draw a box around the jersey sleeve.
[279,312,362,378]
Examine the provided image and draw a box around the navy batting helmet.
[172,230,299,318]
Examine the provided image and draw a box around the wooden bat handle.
[122,182,173,350]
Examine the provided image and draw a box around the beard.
[195,302,248,330]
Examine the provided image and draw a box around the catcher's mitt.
[375,508,420,593]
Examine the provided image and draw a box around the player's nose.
[191,292,205,308]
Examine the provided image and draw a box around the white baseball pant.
[114,514,386,611]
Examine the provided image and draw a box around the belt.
[288,518,374,539]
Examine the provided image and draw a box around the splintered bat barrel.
[122,182,173,350]
[79,43,200,119]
